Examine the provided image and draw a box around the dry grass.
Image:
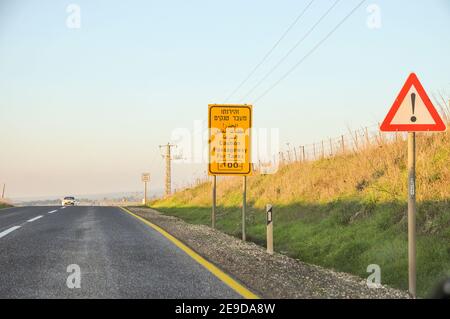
[159,131,450,207]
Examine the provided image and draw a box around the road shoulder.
[126,206,409,299]
[120,207,258,299]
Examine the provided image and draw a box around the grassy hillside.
[151,132,450,297]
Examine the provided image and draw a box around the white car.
[62,196,76,206]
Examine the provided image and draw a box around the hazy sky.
[1,0,449,199]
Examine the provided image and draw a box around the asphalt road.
[0,206,241,298]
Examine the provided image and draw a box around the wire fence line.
[260,100,450,169]
[255,123,423,172]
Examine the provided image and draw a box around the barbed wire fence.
[256,123,416,172]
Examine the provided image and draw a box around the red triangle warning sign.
[380,73,446,132]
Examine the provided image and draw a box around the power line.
[254,0,367,103]
[240,0,341,102]
[224,0,316,102]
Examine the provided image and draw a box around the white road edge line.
[27,215,43,222]
[0,226,21,239]
[47,210,58,214]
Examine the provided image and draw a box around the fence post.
[302,146,306,162]
[378,122,383,145]
[365,127,370,146]
[329,138,333,156]
[354,131,359,151]
[321,140,325,158]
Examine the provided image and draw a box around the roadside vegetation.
[151,131,450,297]
[0,202,12,209]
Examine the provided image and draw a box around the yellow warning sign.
[208,104,252,176]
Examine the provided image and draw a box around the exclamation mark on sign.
[410,93,417,122]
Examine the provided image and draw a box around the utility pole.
[159,143,176,196]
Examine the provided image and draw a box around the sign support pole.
[242,176,247,241]
[407,132,417,298]
[144,181,148,205]
[380,73,446,299]
[212,175,216,229]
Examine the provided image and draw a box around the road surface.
[0,206,241,298]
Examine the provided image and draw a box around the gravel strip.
[127,207,410,299]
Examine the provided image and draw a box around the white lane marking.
[27,215,43,222]
[0,226,21,239]
[48,210,58,214]
[60,207,66,209]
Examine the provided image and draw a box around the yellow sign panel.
[208,104,252,176]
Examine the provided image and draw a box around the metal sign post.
[144,181,147,205]
[141,173,150,205]
[242,176,247,241]
[266,204,273,254]
[407,132,416,297]
[212,175,216,229]
[380,73,446,298]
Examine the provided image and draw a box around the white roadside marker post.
[266,204,273,254]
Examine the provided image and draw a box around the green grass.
[0,203,12,209]
[152,201,450,296]
[151,133,450,297]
